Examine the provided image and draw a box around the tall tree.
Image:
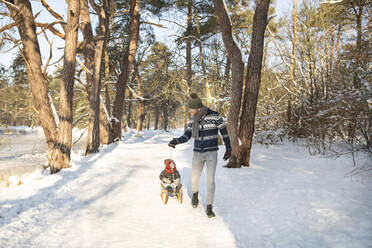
[80,0,111,155]
[195,6,211,106]
[134,62,145,131]
[287,0,297,123]
[5,0,58,170]
[111,0,140,141]
[50,0,80,173]
[213,0,244,167]
[183,0,193,130]
[100,1,113,145]
[238,0,271,167]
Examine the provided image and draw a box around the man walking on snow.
[168,93,231,218]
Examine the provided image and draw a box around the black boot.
[206,204,215,218]
[192,192,199,208]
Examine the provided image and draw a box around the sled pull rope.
[169,147,175,182]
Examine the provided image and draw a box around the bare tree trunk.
[121,90,127,131]
[213,0,244,167]
[80,0,110,155]
[352,4,363,88]
[183,104,188,130]
[186,0,193,92]
[99,98,111,144]
[287,0,297,123]
[127,90,132,128]
[111,0,140,140]
[80,0,97,154]
[100,0,112,144]
[238,0,270,167]
[7,0,58,169]
[159,111,163,130]
[146,111,150,130]
[103,7,112,115]
[134,63,145,131]
[195,7,211,106]
[50,0,80,173]
[183,87,190,130]
[184,0,192,128]
[184,0,192,130]
[155,104,159,130]
[289,0,297,82]
[162,102,169,132]
[80,0,106,155]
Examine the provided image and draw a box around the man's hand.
[168,138,177,148]
[223,149,231,161]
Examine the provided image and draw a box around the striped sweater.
[175,108,231,153]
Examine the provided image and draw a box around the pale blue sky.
[0,0,292,71]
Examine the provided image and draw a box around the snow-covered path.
[0,130,236,248]
[0,129,371,248]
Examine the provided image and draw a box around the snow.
[111,117,120,124]
[321,0,344,4]
[0,126,41,134]
[0,129,372,248]
[100,96,112,128]
[0,127,89,185]
[48,93,59,125]
[0,127,46,171]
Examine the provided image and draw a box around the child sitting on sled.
[159,159,182,194]
[159,159,183,204]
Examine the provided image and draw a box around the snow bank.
[0,126,89,187]
[0,126,42,135]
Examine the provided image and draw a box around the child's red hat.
[164,159,177,173]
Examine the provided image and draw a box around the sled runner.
[160,182,183,204]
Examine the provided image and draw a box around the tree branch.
[41,28,53,76]
[159,18,186,29]
[0,0,19,10]
[48,54,64,67]
[40,0,66,32]
[141,21,165,28]
[36,21,65,39]
[76,56,93,75]
[0,22,16,32]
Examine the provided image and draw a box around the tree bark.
[147,111,150,130]
[184,0,192,130]
[287,0,297,123]
[127,90,132,128]
[289,0,297,82]
[99,98,112,144]
[7,0,58,169]
[80,0,111,155]
[103,7,112,116]
[238,0,270,167]
[134,62,145,131]
[100,12,113,145]
[213,0,244,167]
[183,104,188,131]
[111,0,140,140]
[50,0,80,173]
[100,1,112,143]
[195,7,211,106]
[186,0,193,92]
[154,104,159,130]
[184,0,192,129]
[162,102,169,132]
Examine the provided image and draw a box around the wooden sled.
[160,183,183,204]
